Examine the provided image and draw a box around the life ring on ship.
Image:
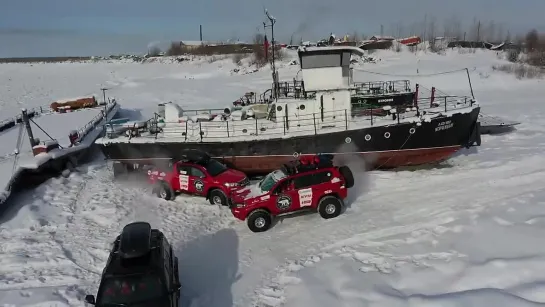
[384,132,391,139]
[364,134,371,141]
[293,152,300,158]
[409,128,416,134]
[345,137,352,144]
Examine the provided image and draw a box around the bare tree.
[148,46,162,56]
[496,23,505,42]
[427,15,437,42]
[469,17,481,41]
[505,31,511,43]
[351,31,361,43]
[526,29,539,51]
[251,33,267,67]
[443,15,462,39]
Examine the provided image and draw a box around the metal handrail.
[138,95,475,141]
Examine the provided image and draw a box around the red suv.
[148,150,249,206]
[230,154,354,232]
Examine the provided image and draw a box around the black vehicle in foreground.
[84,222,181,306]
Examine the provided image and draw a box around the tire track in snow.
[0,162,164,306]
[245,153,545,306]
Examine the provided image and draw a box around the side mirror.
[85,294,96,305]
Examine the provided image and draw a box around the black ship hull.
[99,107,481,175]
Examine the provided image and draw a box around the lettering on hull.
[435,120,454,132]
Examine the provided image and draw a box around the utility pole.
[100,87,108,115]
[263,9,277,100]
[100,88,108,104]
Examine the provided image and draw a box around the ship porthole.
[409,128,416,134]
[293,152,300,158]
[384,132,391,139]
[345,137,352,144]
[242,128,248,133]
[365,134,371,141]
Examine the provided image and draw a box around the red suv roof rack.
[281,153,334,175]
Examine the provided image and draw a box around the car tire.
[156,182,174,200]
[208,189,228,206]
[339,165,355,188]
[247,209,272,232]
[318,195,343,219]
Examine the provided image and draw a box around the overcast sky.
[1,0,544,57]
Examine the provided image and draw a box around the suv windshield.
[97,274,165,305]
[260,169,287,192]
[204,159,227,176]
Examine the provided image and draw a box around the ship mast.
[263,9,278,101]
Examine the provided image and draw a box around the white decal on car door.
[179,175,189,190]
[298,188,313,207]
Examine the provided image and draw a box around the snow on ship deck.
[0,103,119,203]
[96,100,479,144]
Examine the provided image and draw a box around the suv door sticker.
[298,188,313,207]
[194,179,204,192]
[277,195,291,210]
[179,175,189,190]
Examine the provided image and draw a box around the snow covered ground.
[1,48,545,307]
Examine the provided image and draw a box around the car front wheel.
[208,189,228,206]
[247,209,272,232]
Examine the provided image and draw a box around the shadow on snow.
[176,228,240,307]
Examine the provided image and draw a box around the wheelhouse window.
[97,274,165,305]
[300,53,341,69]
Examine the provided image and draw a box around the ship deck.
[96,97,478,145]
[0,102,118,202]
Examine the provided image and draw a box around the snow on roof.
[299,46,365,57]
[371,35,395,40]
[180,41,208,46]
[54,96,95,103]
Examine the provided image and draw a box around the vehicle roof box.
[180,149,210,163]
[282,154,334,174]
[119,222,152,259]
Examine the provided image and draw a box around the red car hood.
[230,183,267,203]
[215,169,247,184]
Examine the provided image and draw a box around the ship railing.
[75,100,117,142]
[153,95,475,141]
[353,80,412,95]
[274,80,308,100]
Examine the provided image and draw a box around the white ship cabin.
[270,46,364,125]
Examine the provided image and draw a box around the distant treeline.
[0,56,92,64]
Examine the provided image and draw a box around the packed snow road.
[2,50,545,306]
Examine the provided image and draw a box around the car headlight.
[224,182,239,187]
